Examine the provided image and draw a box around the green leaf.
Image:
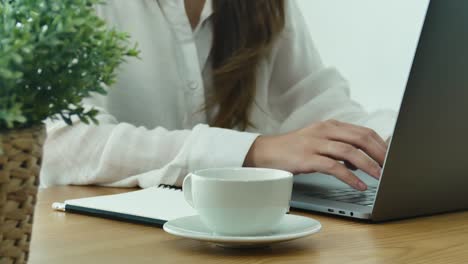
[0,102,27,129]
[79,115,90,124]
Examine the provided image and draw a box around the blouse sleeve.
[41,97,259,188]
[268,0,396,140]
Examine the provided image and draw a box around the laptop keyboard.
[306,186,378,206]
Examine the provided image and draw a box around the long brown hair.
[207,0,285,130]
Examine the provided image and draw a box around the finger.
[336,121,388,150]
[386,136,392,145]
[305,155,368,191]
[323,123,386,166]
[319,141,381,179]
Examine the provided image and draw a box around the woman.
[41,0,396,191]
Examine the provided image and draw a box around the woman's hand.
[244,119,388,191]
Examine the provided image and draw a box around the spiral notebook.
[52,185,196,227]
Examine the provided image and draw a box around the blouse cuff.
[187,125,260,173]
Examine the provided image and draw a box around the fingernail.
[357,181,367,191]
[375,168,382,178]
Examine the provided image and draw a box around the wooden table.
[29,187,468,264]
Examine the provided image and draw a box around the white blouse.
[40,0,396,188]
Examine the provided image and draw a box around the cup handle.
[182,173,194,208]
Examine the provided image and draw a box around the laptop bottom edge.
[290,200,372,220]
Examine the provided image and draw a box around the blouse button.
[188,80,198,90]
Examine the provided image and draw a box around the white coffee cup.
[182,167,293,236]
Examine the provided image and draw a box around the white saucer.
[163,214,321,248]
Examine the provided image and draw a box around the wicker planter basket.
[0,125,46,264]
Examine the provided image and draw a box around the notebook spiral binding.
[157,184,182,191]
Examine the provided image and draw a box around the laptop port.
[350,212,354,216]
[327,209,334,213]
[339,210,346,215]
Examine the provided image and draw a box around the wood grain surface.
[29,187,468,264]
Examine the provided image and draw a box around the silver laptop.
[291,0,468,221]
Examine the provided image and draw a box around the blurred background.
[297,0,430,112]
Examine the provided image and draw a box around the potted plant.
[0,0,138,262]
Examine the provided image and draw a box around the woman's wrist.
[243,135,272,168]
